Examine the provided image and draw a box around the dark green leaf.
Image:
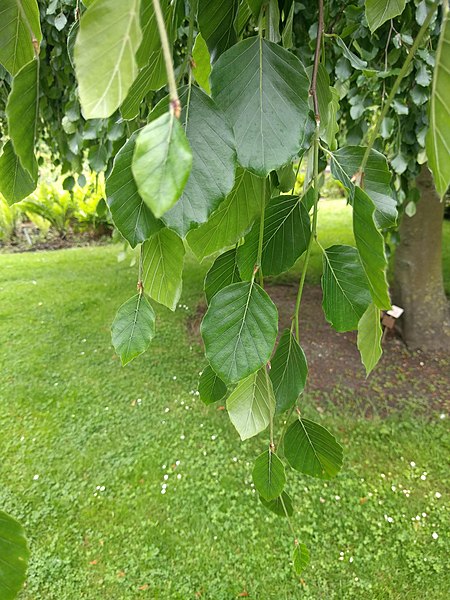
[284,418,343,479]
[111,293,156,365]
[0,511,29,600]
[353,187,391,310]
[211,37,310,176]
[270,329,308,414]
[198,0,238,62]
[74,0,142,118]
[226,367,275,440]
[187,168,265,259]
[5,58,39,177]
[253,450,286,501]
[237,194,311,279]
[132,112,192,219]
[357,302,382,375]
[335,37,367,70]
[204,248,241,304]
[106,131,163,248]
[293,543,310,575]
[198,365,227,405]
[321,244,372,332]
[259,490,293,517]
[0,140,36,205]
[330,145,397,229]
[142,228,185,311]
[0,0,42,75]
[201,280,278,383]
[162,86,236,237]
[120,52,166,120]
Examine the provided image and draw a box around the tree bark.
[393,165,450,352]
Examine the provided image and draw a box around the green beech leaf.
[330,146,397,229]
[162,86,236,237]
[198,0,238,62]
[293,543,310,575]
[204,248,241,304]
[284,418,343,479]
[187,168,265,259]
[106,131,163,248]
[136,0,166,67]
[321,245,372,332]
[365,0,406,33]
[259,491,293,517]
[335,37,368,70]
[211,37,310,176]
[237,194,311,279]
[0,0,42,75]
[132,112,193,219]
[357,302,383,375]
[120,52,166,120]
[426,9,450,198]
[0,140,36,204]
[142,228,185,311]
[0,511,29,600]
[226,368,275,440]
[201,281,278,383]
[269,329,308,414]
[275,163,296,193]
[198,365,227,405]
[67,21,79,68]
[74,0,142,118]
[111,293,156,365]
[253,450,286,501]
[282,0,295,49]
[5,58,39,177]
[324,87,340,151]
[192,33,211,94]
[353,187,391,310]
[247,0,264,18]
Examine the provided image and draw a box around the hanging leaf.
[187,168,265,259]
[201,281,278,383]
[0,511,29,600]
[293,543,310,575]
[111,293,156,365]
[237,194,311,279]
[5,58,39,177]
[211,37,310,176]
[321,245,372,332]
[161,86,236,237]
[276,163,296,193]
[253,450,286,501]
[330,146,397,229]
[67,21,79,69]
[136,0,169,67]
[353,187,391,310]
[106,131,163,248]
[192,33,212,95]
[284,418,343,479]
[247,0,264,18]
[197,0,238,62]
[323,87,340,151]
[120,52,166,120]
[204,248,241,304]
[357,302,383,375]
[132,112,192,219]
[74,0,142,118]
[335,37,368,70]
[0,140,36,205]
[365,0,407,33]
[282,1,295,49]
[141,228,185,311]
[198,365,227,405]
[269,329,308,414]
[260,490,293,517]
[226,368,275,440]
[0,0,42,75]
[426,9,450,199]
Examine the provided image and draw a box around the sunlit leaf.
[0,511,29,600]
[0,140,36,205]
[0,0,41,75]
[365,0,406,32]
[192,33,211,94]
[111,293,156,365]
[293,543,310,575]
[357,301,383,375]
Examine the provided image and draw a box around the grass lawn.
[0,201,449,599]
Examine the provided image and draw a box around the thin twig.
[309,0,324,122]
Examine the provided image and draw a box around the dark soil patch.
[0,233,112,254]
[188,283,450,412]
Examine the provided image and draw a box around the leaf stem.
[152,0,180,117]
[359,0,440,177]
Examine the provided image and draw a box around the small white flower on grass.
[164,407,170,413]
[435,492,442,499]
[162,464,166,469]
[432,532,439,540]
[185,406,189,411]
[384,514,394,523]
[319,497,325,503]
[354,577,359,582]
[177,474,181,480]
[161,488,166,495]
[81,338,87,343]
[164,474,169,481]
[33,474,39,480]
[175,460,180,466]
[422,512,427,518]
[391,485,396,492]
[211,435,217,441]
[172,376,177,380]
[421,474,427,481]
[439,413,446,419]
[380,473,386,478]
[410,461,416,467]
[349,557,354,563]
[335,495,341,501]
[232,457,238,462]
[161,483,167,489]
[180,434,185,440]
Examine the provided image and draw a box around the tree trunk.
[393,165,450,352]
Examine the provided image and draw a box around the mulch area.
[188,283,450,412]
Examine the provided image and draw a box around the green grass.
[0,203,449,599]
